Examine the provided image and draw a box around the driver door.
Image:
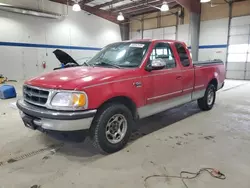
[143,42,183,105]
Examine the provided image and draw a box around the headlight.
[50,92,88,110]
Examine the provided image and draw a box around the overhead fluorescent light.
[117,12,124,21]
[161,1,169,12]
[72,3,81,12]
[200,0,211,3]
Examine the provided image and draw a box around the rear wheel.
[90,103,133,154]
[197,84,216,111]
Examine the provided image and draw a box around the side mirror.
[146,59,166,71]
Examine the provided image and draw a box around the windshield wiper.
[94,61,121,69]
[83,62,90,66]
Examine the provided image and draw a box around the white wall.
[130,30,142,40]
[0,0,121,80]
[130,26,176,40]
[198,18,229,62]
[177,24,191,46]
[176,19,228,62]
[130,18,229,64]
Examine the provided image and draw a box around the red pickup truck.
[17,39,225,153]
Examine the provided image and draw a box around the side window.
[150,43,176,69]
[175,43,190,67]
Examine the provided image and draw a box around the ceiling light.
[161,1,169,12]
[200,0,211,3]
[72,3,81,12]
[117,12,124,21]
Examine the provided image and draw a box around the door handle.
[176,76,182,80]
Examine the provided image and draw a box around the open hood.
[53,49,79,66]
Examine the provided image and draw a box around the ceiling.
[49,0,200,23]
[84,0,179,17]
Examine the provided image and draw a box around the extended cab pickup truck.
[17,39,225,153]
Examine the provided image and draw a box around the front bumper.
[16,99,96,131]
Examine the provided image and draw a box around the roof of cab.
[125,39,185,44]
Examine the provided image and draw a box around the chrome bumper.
[17,99,96,131]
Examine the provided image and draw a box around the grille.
[23,85,49,106]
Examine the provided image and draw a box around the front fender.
[83,79,145,110]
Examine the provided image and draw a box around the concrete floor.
[0,80,250,188]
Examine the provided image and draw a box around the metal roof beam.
[174,0,200,13]
[122,1,178,14]
[111,0,175,12]
[81,0,95,3]
[123,2,163,14]
[80,4,118,23]
[94,0,125,9]
[49,0,118,23]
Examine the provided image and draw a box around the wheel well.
[209,78,218,90]
[98,96,138,120]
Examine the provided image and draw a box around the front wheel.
[197,84,216,111]
[90,103,133,154]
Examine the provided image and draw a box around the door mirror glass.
[151,58,166,70]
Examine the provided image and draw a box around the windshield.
[87,42,150,68]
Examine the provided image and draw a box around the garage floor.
[0,80,250,188]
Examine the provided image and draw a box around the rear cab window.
[174,43,191,67]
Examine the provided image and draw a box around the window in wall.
[228,44,248,54]
[227,44,250,63]
[175,43,190,67]
[227,54,247,62]
[150,43,176,69]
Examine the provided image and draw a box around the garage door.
[227,15,250,80]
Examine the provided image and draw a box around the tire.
[90,103,133,154]
[197,84,216,111]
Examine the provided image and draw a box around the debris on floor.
[0,144,64,167]
[42,148,59,161]
[9,102,17,109]
[0,74,17,84]
[30,185,41,188]
[204,136,215,140]
[0,74,7,84]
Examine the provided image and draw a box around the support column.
[190,12,200,61]
[225,1,233,71]
[120,23,130,41]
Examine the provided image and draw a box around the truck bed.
[193,59,224,66]
[193,59,225,92]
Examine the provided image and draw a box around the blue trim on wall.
[0,41,227,50]
[0,41,102,51]
[188,44,228,49]
[199,44,228,49]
